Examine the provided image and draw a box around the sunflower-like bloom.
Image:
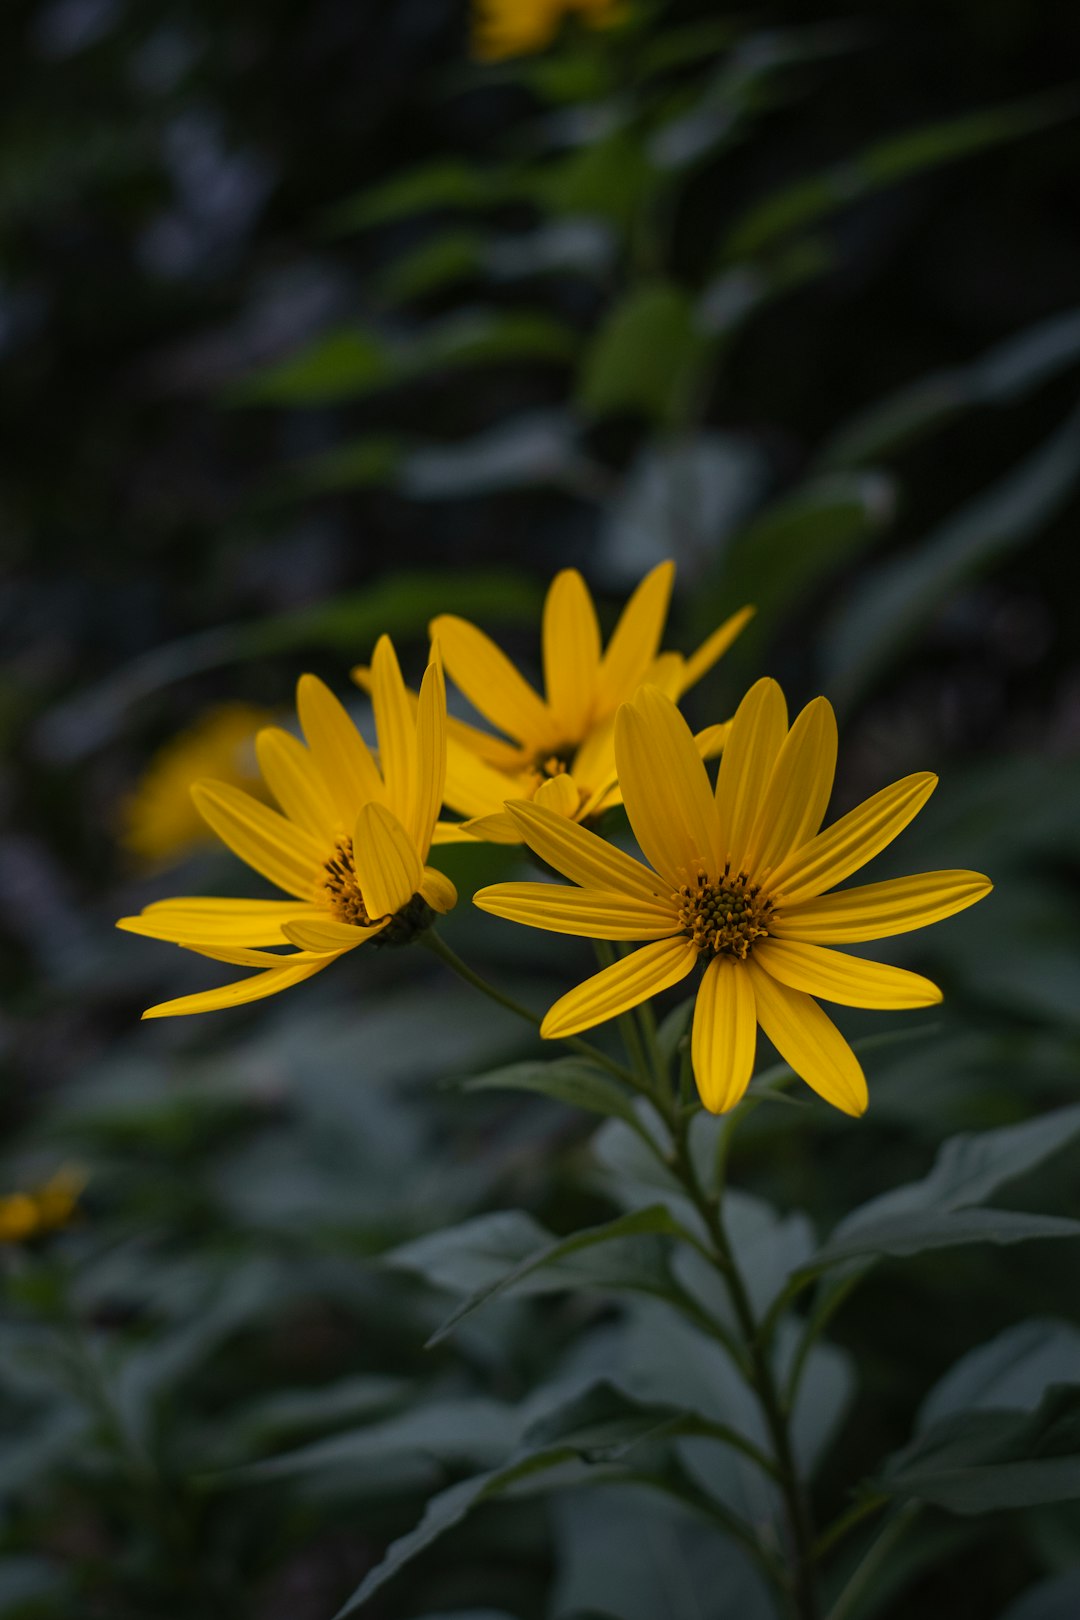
[475,679,992,1115]
[117,639,456,1018]
[121,703,271,869]
[472,0,623,61]
[354,563,752,844]
[0,1168,84,1244]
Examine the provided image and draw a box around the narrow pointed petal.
[767,773,937,908]
[541,938,698,1039]
[756,938,942,1009]
[410,652,447,856]
[595,559,674,713]
[714,678,788,874]
[430,612,555,749]
[283,916,386,951]
[644,651,685,699]
[352,802,423,920]
[677,605,755,694]
[542,569,602,737]
[695,722,730,760]
[533,774,580,817]
[443,739,523,820]
[141,957,336,1019]
[770,869,992,943]
[692,956,757,1113]
[460,811,522,844]
[420,866,457,914]
[474,882,677,940]
[255,728,337,842]
[191,781,324,900]
[616,687,724,886]
[184,941,348,967]
[117,897,321,947]
[431,818,483,845]
[505,800,666,903]
[297,674,384,825]
[745,697,838,878]
[746,960,868,1116]
[371,635,417,827]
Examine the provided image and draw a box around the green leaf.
[804,1208,1080,1273]
[920,1320,1080,1431]
[656,998,692,1067]
[277,436,403,496]
[421,1206,701,1347]
[326,160,507,234]
[819,306,1080,470]
[459,1057,641,1129]
[577,282,700,424]
[824,398,1080,705]
[998,1571,1080,1620]
[377,231,482,302]
[423,308,575,369]
[724,90,1079,260]
[531,128,653,233]
[880,1385,1080,1514]
[401,413,585,499]
[228,328,394,405]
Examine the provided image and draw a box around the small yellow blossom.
[472,0,623,61]
[353,563,752,845]
[0,1168,84,1244]
[122,704,271,869]
[117,640,456,1018]
[475,678,992,1116]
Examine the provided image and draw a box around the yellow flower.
[117,639,456,1019]
[475,678,992,1116]
[0,1168,84,1244]
[472,0,623,61]
[121,703,272,869]
[353,563,752,844]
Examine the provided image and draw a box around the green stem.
[825,1504,921,1620]
[593,942,651,1088]
[423,930,639,1088]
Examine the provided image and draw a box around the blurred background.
[2,1,1080,1616]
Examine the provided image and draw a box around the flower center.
[676,870,772,961]
[321,839,435,947]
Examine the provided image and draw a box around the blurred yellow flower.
[472,0,623,61]
[353,563,752,844]
[0,1168,84,1244]
[475,679,992,1116]
[117,639,456,1018]
[122,703,271,869]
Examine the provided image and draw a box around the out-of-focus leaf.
[36,570,542,761]
[228,327,394,405]
[825,401,1080,704]
[401,414,587,499]
[0,1556,69,1613]
[697,240,834,337]
[880,1385,1080,1514]
[805,1207,1080,1273]
[327,159,509,234]
[278,436,403,496]
[577,282,699,423]
[231,1374,410,1451]
[531,128,653,232]
[419,1205,701,1346]
[819,307,1080,470]
[423,307,575,368]
[485,217,615,282]
[998,1571,1080,1620]
[377,231,482,302]
[920,1320,1080,1431]
[459,1057,641,1130]
[634,19,740,80]
[724,89,1079,259]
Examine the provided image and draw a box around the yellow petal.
[431,612,556,749]
[354,662,526,772]
[541,937,698,1039]
[420,866,458,914]
[770,869,992,943]
[443,738,522,820]
[767,773,937,908]
[117,897,320,947]
[282,916,386,951]
[141,956,336,1019]
[644,651,685,699]
[756,938,942,1009]
[352,801,422,920]
[746,959,867,1116]
[714,678,788,874]
[570,713,617,799]
[505,800,666,902]
[473,882,676,939]
[615,687,724,886]
[691,955,757,1113]
[460,810,523,844]
[695,722,730,760]
[542,569,601,738]
[371,635,416,827]
[594,559,674,714]
[184,941,347,967]
[191,781,324,900]
[745,696,837,879]
[255,728,338,842]
[677,605,755,695]
[410,652,447,856]
[297,674,384,824]
[534,773,581,817]
[431,818,484,845]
